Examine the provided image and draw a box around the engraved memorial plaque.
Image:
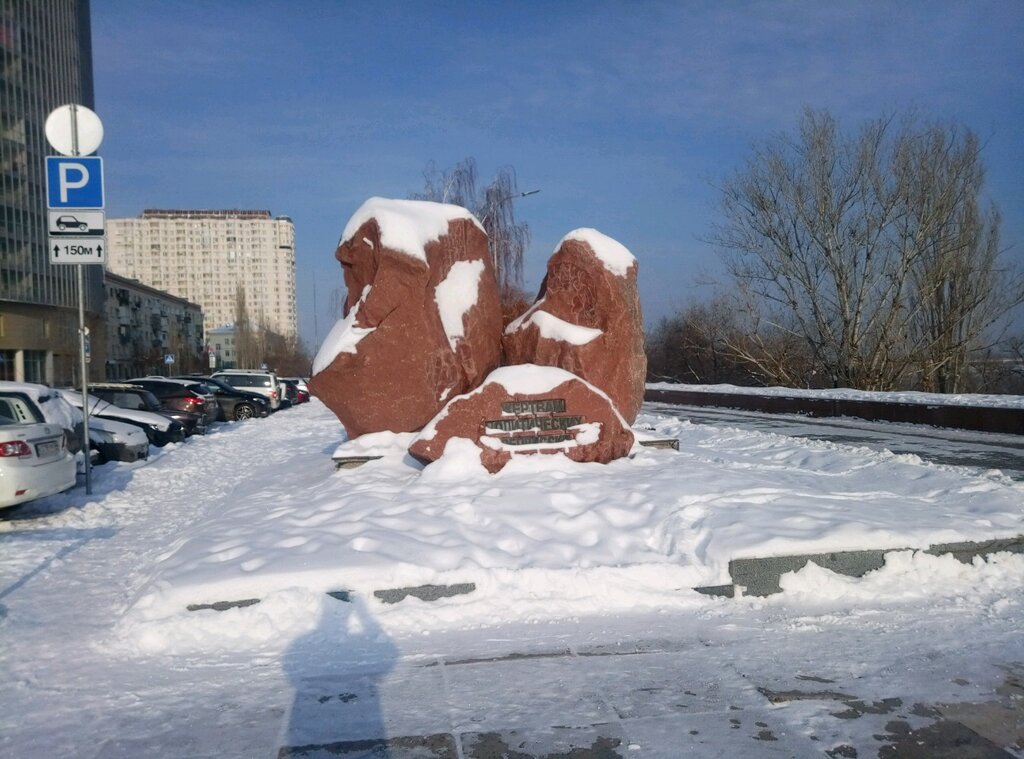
[410,366,635,473]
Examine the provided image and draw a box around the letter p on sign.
[46,156,104,209]
[59,163,89,202]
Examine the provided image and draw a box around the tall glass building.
[0,0,103,384]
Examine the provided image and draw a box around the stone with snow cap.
[503,228,647,423]
[309,198,502,437]
[409,364,635,473]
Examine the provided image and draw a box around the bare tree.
[262,331,312,376]
[645,297,776,386]
[413,157,532,297]
[899,128,1011,391]
[708,109,1022,391]
[233,285,260,369]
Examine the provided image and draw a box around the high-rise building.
[0,0,104,384]
[106,209,297,340]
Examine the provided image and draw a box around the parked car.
[280,378,309,404]
[87,383,204,438]
[59,388,186,447]
[281,377,309,393]
[210,370,283,411]
[0,388,77,509]
[278,379,297,409]
[127,378,219,433]
[88,416,149,464]
[172,375,269,421]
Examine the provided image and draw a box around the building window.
[23,350,46,383]
[0,351,15,381]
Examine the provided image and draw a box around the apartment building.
[0,0,105,384]
[104,272,204,379]
[106,209,297,340]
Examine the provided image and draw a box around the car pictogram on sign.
[55,215,89,231]
[48,209,104,237]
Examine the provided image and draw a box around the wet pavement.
[278,634,1024,758]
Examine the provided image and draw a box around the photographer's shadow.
[278,593,398,758]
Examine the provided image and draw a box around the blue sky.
[90,1,1024,351]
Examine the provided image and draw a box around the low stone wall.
[644,388,1024,435]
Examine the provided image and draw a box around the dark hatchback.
[173,375,270,421]
[90,383,205,438]
[128,378,218,433]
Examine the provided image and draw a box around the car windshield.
[203,378,235,393]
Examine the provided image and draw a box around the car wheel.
[234,403,255,421]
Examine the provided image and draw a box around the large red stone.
[409,365,635,473]
[309,198,503,437]
[502,229,646,423]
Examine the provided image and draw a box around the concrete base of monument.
[632,428,680,451]
[331,430,417,469]
[695,535,1024,598]
[334,455,382,469]
[331,426,681,468]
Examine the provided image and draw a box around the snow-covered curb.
[647,382,1024,409]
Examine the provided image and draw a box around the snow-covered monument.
[309,198,646,472]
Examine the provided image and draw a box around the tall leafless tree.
[708,109,1022,391]
[413,158,531,298]
[233,285,259,369]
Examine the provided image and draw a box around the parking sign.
[46,156,104,209]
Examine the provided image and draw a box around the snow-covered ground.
[2,400,1022,757]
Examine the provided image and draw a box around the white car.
[210,370,283,411]
[0,391,77,509]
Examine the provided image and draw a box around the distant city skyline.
[90,1,1024,352]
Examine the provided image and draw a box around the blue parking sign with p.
[46,156,104,209]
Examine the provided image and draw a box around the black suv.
[128,378,219,432]
[173,375,269,421]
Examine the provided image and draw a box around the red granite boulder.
[308,198,503,437]
[409,365,635,473]
[502,229,646,423]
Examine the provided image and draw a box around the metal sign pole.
[45,103,104,497]
[69,104,92,496]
